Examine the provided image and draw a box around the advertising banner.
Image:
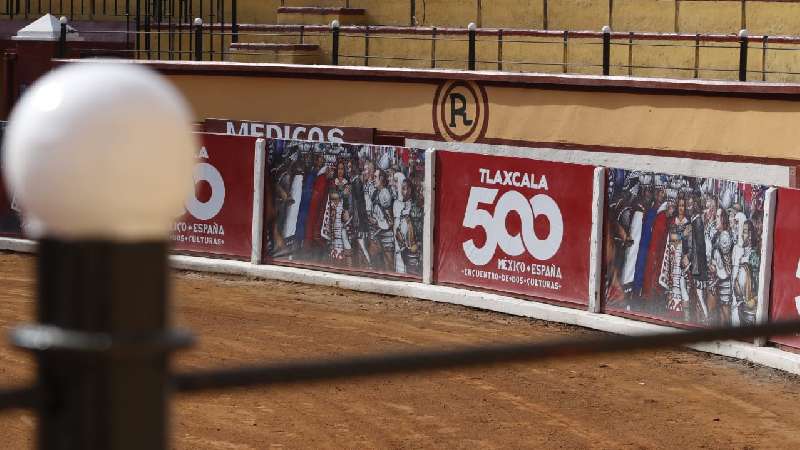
[434,151,595,305]
[172,133,257,259]
[0,121,23,237]
[769,187,800,348]
[265,139,425,279]
[603,169,767,327]
[204,118,375,144]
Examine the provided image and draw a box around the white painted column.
[250,138,267,265]
[422,148,437,284]
[754,186,777,346]
[588,167,606,313]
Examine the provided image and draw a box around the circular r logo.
[432,80,489,143]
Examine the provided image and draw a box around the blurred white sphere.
[2,61,196,241]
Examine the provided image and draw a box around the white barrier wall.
[3,137,800,375]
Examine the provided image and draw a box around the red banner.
[434,151,595,305]
[770,187,800,348]
[204,118,375,144]
[172,133,257,259]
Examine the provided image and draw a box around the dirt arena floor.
[2,252,800,449]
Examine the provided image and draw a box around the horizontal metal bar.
[0,387,38,411]
[173,320,800,394]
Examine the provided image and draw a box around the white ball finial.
[193,17,203,26]
[1,62,196,241]
[602,25,611,34]
[330,19,340,29]
[467,22,477,32]
[59,16,67,25]
[738,28,748,38]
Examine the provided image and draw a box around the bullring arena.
[3,252,800,449]
[7,1,800,449]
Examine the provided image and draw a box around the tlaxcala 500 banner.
[433,151,596,306]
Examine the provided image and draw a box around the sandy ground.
[1,252,800,449]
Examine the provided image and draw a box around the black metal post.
[602,25,611,76]
[57,18,67,58]
[194,17,203,61]
[331,20,340,66]
[23,240,182,450]
[467,22,476,71]
[135,0,141,57]
[497,28,503,71]
[431,26,437,68]
[739,28,748,82]
[231,0,238,43]
[410,0,415,26]
[145,9,151,59]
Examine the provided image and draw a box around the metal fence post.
[762,34,768,82]
[602,25,611,76]
[364,25,370,67]
[135,0,141,57]
[693,33,700,79]
[331,20,340,66]
[627,31,633,76]
[194,17,203,61]
[145,4,151,59]
[431,26,437,68]
[467,22,476,70]
[739,28,748,82]
[542,0,548,29]
[231,0,238,43]
[3,62,196,450]
[57,16,67,58]
[497,28,503,71]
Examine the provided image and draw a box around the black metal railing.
[45,21,800,83]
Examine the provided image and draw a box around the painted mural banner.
[0,121,23,237]
[603,169,767,327]
[265,139,425,279]
[204,118,375,144]
[433,151,595,305]
[769,187,800,348]
[172,133,258,259]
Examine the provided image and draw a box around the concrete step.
[237,26,309,45]
[280,0,350,6]
[276,6,366,26]
[227,42,320,64]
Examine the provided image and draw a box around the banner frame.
[251,138,267,265]
[423,148,436,284]
[755,187,777,346]
[588,167,606,313]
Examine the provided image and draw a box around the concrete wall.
[480,0,544,30]
[159,63,800,162]
[612,0,673,33]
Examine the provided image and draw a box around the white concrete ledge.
[0,237,37,253]
[3,237,800,376]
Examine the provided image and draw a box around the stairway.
[228,42,320,64]
[227,2,367,64]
